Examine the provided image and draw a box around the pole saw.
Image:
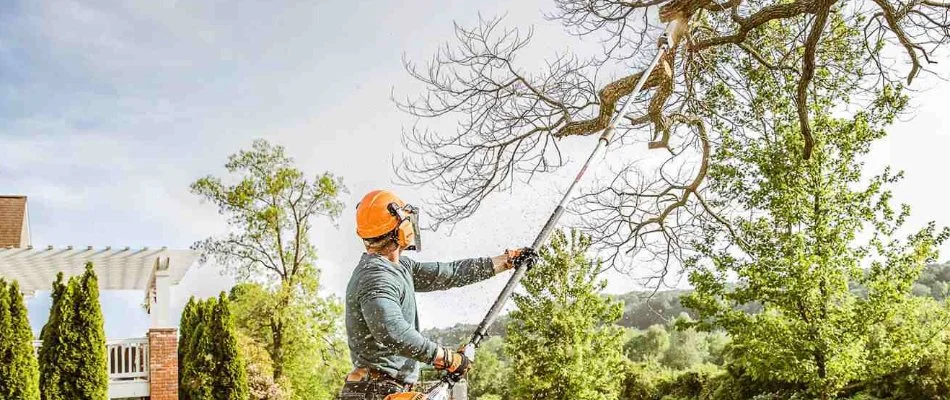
[423,24,676,400]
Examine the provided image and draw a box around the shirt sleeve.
[403,256,495,292]
[357,270,439,363]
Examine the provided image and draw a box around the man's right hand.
[432,346,473,376]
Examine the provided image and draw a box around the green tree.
[660,315,708,370]
[210,293,249,400]
[179,297,199,399]
[682,10,950,396]
[507,229,626,400]
[39,273,73,400]
[191,139,348,398]
[625,325,670,363]
[180,298,216,400]
[0,280,40,399]
[466,336,510,400]
[228,282,349,400]
[238,332,292,400]
[72,264,108,400]
[179,294,249,400]
[38,265,109,400]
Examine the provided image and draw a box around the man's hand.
[432,346,473,376]
[491,247,536,274]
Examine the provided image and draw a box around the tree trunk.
[271,319,284,380]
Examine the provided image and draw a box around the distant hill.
[423,263,950,341]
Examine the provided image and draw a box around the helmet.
[355,190,422,251]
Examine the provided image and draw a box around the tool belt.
[339,367,415,399]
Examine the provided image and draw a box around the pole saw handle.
[511,247,540,270]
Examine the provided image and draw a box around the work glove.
[508,247,539,270]
[432,346,473,378]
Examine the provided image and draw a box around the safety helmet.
[355,190,421,251]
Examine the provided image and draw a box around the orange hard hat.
[356,190,421,251]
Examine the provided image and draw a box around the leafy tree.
[466,336,510,400]
[681,12,950,395]
[507,229,626,400]
[192,139,347,393]
[625,325,670,363]
[228,282,348,400]
[397,0,950,280]
[0,280,40,399]
[238,333,292,400]
[661,314,709,370]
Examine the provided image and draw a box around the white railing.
[32,338,149,381]
[108,338,149,381]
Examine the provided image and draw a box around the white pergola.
[0,246,197,328]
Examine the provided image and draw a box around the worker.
[339,189,533,400]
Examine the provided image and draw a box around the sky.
[1,0,948,339]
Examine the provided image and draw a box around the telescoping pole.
[468,31,673,349]
[427,25,675,400]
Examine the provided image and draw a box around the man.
[339,190,531,400]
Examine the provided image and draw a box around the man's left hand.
[492,247,535,273]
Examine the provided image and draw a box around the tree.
[396,0,950,281]
[237,333,292,400]
[506,229,626,400]
[228,282,349,400]
[660,315,708,370]
[209,293,250,400]
[0,280,40,399]
[71,264,108,400]
[466,336,511,400]
[38,265,108,400]
[39,273,73,400]
[679,26,949,396]
[180,298,216,400]
[625,325,670,363]
[179,294,249,400]
[191,139,348,389]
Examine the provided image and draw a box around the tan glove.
[432,346,473,376]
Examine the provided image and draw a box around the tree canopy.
[397,0,950,281]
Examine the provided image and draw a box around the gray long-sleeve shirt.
[345,253,495,383]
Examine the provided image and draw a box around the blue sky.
[2,0,949,339]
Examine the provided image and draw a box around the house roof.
[0,196,28,248]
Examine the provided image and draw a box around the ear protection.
[387,202,421,251]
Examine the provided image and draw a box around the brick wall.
[148,328,179,400]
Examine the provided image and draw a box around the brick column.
[148,328,179,400]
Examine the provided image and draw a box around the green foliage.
[191,139,348,392]
[238,333,292,400]
[684,7,950,398]
[621,362,723,400]
[179,294,249,400]
[626,325,670,363]
[228,282,348,400]
[506,229,626,400]
[0,280,40,399]
[466,336,510,400]
[38,265,108,400]
[661,315,709,370]
[39,273,72,400]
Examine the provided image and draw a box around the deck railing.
[33,338,149,382]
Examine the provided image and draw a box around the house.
[0,195,192,400]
